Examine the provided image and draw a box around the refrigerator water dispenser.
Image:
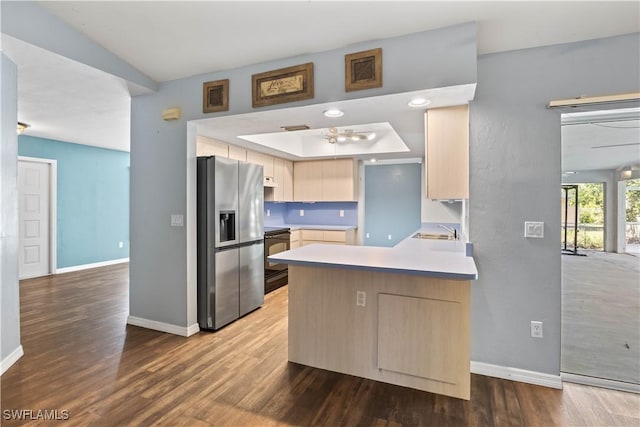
[219,211,236,242]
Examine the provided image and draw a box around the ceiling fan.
[325,127,376,144]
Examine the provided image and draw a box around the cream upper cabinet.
[197,136,228,157]
[294,161,323,201]
[425,105,469,200]
[228,145,247,162]
[294,159,357,201]
[322,159,357,201]
[246,150,275,178]
[271,158,294,202]
[283,160,294,201]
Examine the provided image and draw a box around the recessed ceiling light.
[408,98,431,108]
[324,108,344,118]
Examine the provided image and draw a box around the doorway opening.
[560,107,640,391]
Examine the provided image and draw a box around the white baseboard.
[471,361,563,389]
[127,316,200,337]
[562,373,639,394]
[187,323,200,337]
[1,345,24,376]
[55,258,129,274]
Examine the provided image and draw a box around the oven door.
[264,232,290,293]
[264,234,290,275]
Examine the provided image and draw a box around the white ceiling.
[3,34,132,151]
[39,1,640,82]
[4,1,640,159]
[562,108,640,173]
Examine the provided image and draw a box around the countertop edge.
[277,258,477,280]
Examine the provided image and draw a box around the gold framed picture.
[203,79,229,113]
[252,63,314,108]
[345,48,382,92]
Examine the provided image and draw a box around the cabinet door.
[228,145,247,162]
[197,136,228,157]
[322,159,356,201]
[294,161,322,201]
[273,157,284,201]
[247,150,274,178]
[283,160,294,201]
[426,105,469,200]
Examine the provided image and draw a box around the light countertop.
[269,227,478,281]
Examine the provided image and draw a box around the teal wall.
[18,136,129,268]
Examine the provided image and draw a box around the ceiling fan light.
[408,98,431,108]
[324,108,344,118]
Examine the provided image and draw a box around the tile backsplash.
[264,202,357,226]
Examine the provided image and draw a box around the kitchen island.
[269,228,478,400]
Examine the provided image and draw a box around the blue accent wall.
[18,135,129,268]
[264,201,357,226]
[364,164,421,247]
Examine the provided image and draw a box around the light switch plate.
[299,209,304,217]
[171,214,184,227]
[524,221,544,238]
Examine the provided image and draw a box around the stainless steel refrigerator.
[197,156,264,331]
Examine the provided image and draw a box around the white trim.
[18,156,57,278]
[562,373,640,394]
[471,361,563,389]
[187,323,200,337]
[1,345,24,376]
[55,258,129,274]
[127,316,200,337]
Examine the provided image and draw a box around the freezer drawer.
[214,247,240,329]
[240,242,264,316]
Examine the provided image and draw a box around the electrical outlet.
[300,209,304,217]
[118,241,124,249]
[339,210,345,217]
[531,321,543,338]
[170,214,184,227]
[356,291,366,307]
[524,221,544,238]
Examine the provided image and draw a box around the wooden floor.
[2,264,639,426]
[562,250,640,384]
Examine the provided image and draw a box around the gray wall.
[130,22,478,328]
[1,54,21,364]
[470,33,640,374]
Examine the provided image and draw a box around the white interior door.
[18,160,51,279]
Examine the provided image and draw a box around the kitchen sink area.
[412,232,456,240]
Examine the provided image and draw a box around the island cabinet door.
[377,293,468,397]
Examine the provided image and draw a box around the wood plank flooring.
[2,263,639,426]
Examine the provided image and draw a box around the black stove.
[263,227,291,294]
[264,226,291,236]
